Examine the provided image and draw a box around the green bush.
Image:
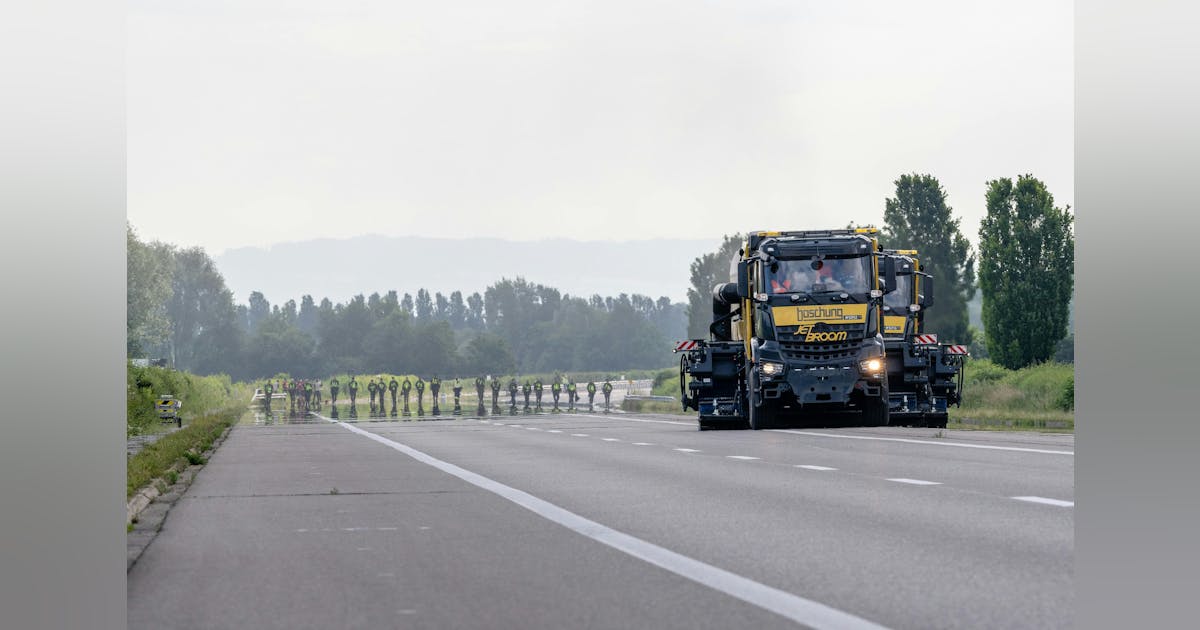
[652,372,682,397]
[958,359,1074,415]
[1058,374,1074,411]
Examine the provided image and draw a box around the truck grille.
[776,325,863,363]
[778,339,860,362]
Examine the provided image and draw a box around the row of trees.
[683,173,1074,370]
[128,225,686,380]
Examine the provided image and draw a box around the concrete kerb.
[127,424,234,570]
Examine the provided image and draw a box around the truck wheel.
[747,372,775,430]
[862,392,890,427]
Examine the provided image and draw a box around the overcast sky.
[128,0,1072,255]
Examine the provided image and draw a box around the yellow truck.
[879,249,968,428]
[155,395,182,427]
[677,228,897,429]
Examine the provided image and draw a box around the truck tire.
[862,387,890,427]
[747,371,776,430]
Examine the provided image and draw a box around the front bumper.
[758,365,882,405]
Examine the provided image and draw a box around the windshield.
[883,274,913,310]
[766,256,870,294]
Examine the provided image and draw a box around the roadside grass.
[952,359,1074,431]
[128,362,252,437]
[127,408,239,498]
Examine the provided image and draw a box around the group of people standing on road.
[260,378,322,414]
[261,374,618,419]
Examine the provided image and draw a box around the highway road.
[128,411,1073,629]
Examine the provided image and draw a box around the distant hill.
[214,235,721,306]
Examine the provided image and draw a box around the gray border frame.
[0,1,126,628]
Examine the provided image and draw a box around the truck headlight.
[760,361,785,377]
[859,358,884,373]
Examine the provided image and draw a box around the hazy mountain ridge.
[214,235,720,306]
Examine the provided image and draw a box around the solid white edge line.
[322,415,889,630]
[1012,496,1075,507]
[772,430,1074,455]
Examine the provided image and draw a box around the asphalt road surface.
[128,411,1073,630]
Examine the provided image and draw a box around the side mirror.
[736,260,750,299]
[920,274,935,308]
[882,256,897,294]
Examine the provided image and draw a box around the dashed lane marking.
[602,438,621,442]
[674,448,702,453]
[886,478,942,486]
[772,430,1074,456]
[632,442,655,446]
[1012,496,1074,507]
[795,465,838,471]
[572,433,589,437]
[576,413,692,427]
[726,456,760,460]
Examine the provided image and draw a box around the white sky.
[128,0,1073,255]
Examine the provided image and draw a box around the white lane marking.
[328,417,889,630]
[632,442,655,446]
[547,430,563,433]
[602,438,621,442]
[527,427,541,431]
[887,478,942,486]
[510,424,523,428]
[796,465,838,471]
[377,527,398,531]
[674,448,702,453]
[772,430,1074,456]
[576,413,692,426]
[1012,496,1074,507]
[727,455,760,460]
[572,433,589,437]
[493,423,505,426]
[480,421,491,424]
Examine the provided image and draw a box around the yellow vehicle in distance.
[879,249,967,428]
[155,395,182,427]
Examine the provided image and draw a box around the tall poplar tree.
[882,174,976,343]
[978,175,1074,368]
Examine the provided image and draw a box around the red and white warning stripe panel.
[913,334,939,345]
[944,345,969,355]
[674,340,701,352]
